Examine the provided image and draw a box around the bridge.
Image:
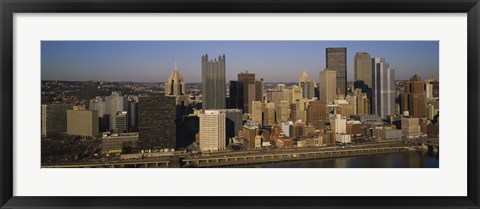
[183,146,415,168]
[414,138,439,154]
[42,159,171,168]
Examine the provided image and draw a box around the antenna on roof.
[175,61,177,71]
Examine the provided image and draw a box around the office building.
[251,101,263,125]
[165,65,189,106]
[243,120,260,149]
[326,47,347,94]
[319,69,337,104]
[299,71,316,99]
[128,101,138,132]
[372,57,395,118]
[307,100,327,129]
[165,64,187,96]
[402,117,421,139]
[262,102,275,126]
[275,100,290,123]
[101,133,139,154]
[238,71,255,113]
[330,114,347,134]
[266,89,284,103]
[41,103,73,137]
[401,75,427,118]
[354,52,373,88]
[202,54,226,110]
[287,85,302,106]
[67,109,99,137]
[228,80,243,109]
[106,91,128,131]
[199,110,226,152]
[115,111,128,133]
[255,79,264,101]
[354,88,370,115]
[138,95,176,151]
[219,109,243,143]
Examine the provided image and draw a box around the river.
[237,151,439,168]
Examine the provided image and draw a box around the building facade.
[354,52,373,88]
[372,57,395,118]
[320,69,337,104]
[238,71,255,113]
[67,109,99,137]
[228,80,244,109]
[138,95,176,151]
[202,54,226,110]
[326,47,347,94]
[199,110,226,152]
[41,103,73,137]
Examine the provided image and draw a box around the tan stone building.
[354,52,373,88]
[319,69,337,104]
[67,109,99,137]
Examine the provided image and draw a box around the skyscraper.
[138,95,176,151]
[238,71,255,113]
[89,96,108,131]
[299,71,316,99]
[199,110,226,152]
[401,75,427,118]
[306,100,327,129]
[106,91,128,131]
[165,64,189,106]
[262,102,275,126]
[202,54,226,110]
[372,57,395,118]
[286,85,302,106]
[275,100,289,124]
[354,52,373,88]
[255,79,264,102]
[228,80,243,109]
[115,111,128,133]
[251,101,263,125]
[319,69,337,104]
[326,47,347,94]
[165,64,187,96]
[219,109,243,143]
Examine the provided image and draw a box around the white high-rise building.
[330,114,347,134]
[199,110,226,152]
[106,91,128,130]
[372,57,395,118]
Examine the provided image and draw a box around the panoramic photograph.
[40,41,439,168]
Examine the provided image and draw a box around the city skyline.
[41,41,439,83]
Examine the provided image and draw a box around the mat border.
[1,0,479,208]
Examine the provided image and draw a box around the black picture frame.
[1,0,479,208]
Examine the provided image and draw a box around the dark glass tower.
[202,54,226,110]
[326,47,347,95]
[228,80,243,109]
[138,95,176,151]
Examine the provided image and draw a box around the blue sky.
[41,41,439,83]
